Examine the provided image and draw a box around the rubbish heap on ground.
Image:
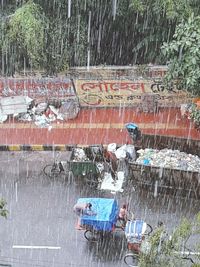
[135,148,200,172]
[0,95,80,128]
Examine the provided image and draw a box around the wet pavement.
[0,152,199,267]
[0,107,199,146]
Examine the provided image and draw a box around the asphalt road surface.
[0,152,199,267]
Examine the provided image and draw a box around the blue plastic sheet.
[77,197,119,231]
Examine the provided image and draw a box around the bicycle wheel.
[84,230,101,242]
[124,253,139,267]
[43,164,61,179]
[145,224,153,235]
[84,173,99,188]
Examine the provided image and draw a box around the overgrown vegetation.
[0,0,200,96]
[162,14,200,96]
[0,198,8,218]
[188,103,200,129]
[138,213,200,266]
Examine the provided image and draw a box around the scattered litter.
[34,114,50,128]
[135,148,200,172]
[35,102,48,114]
[49,105,59,116]
[17,113,32,122]
[59,100,80,120]
[0,112,8,123]
[72,148,90,161]
[0,95,80,128]
[100,171,125,193]
[96,162,104,173]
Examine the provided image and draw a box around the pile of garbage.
[0,95,80,128]
[72,148,90,161]
[107,143,136,160]
[136,148,200,172]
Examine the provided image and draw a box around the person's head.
[157,221,164,227]
[86,203,92,209]
[122,204,127,209]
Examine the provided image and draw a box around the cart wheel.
[84,230,101,242]
[43,163,61,179]
[124,252,139,267]
[145,224,153,235]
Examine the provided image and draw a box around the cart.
[124,220,153,267]
[74,197,125,241]
[124,220,198,267]
[43,145,105,187]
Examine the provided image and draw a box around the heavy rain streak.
[0,1,199,267]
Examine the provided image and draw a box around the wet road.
[0,152,199,267]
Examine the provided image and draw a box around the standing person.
[118,204,128,227]
[125,123,141,142]
[103,147,118,180]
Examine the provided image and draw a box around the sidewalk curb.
[0,144,111,151]
[0,145,76,151]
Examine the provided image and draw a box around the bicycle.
[43,161,69,179]
[43,160,101,188]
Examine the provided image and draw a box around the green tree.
[138,213,200,266]
[162,14,200,96]
[0,199,8,218]
[1,0,46,75]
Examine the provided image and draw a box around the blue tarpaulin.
[77,197,119,231]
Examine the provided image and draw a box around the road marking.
[0,122,188,130]
[13,245,61,250]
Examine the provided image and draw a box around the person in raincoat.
[125,123,141,142]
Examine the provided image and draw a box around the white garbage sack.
[35,102,48,114]
[115,145,127,159]
[59,100,80,120]
[107,143,117,153]
[0,112,7,123]
[115,144,136,160]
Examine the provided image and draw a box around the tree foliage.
[1,0,46,74]
[0,199,8,218]
[0,0,200,75]
[162,14,200,96]
[138,213,200,267]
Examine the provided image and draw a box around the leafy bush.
[188,104,200,129]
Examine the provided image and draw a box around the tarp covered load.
[77,197,119,231]
[125,220,147,243]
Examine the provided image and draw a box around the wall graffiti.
[0,78,76,100]
[76,79,192,107]
[150,79,181,93]
[0,76,192,108]
[81,81,145,93]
